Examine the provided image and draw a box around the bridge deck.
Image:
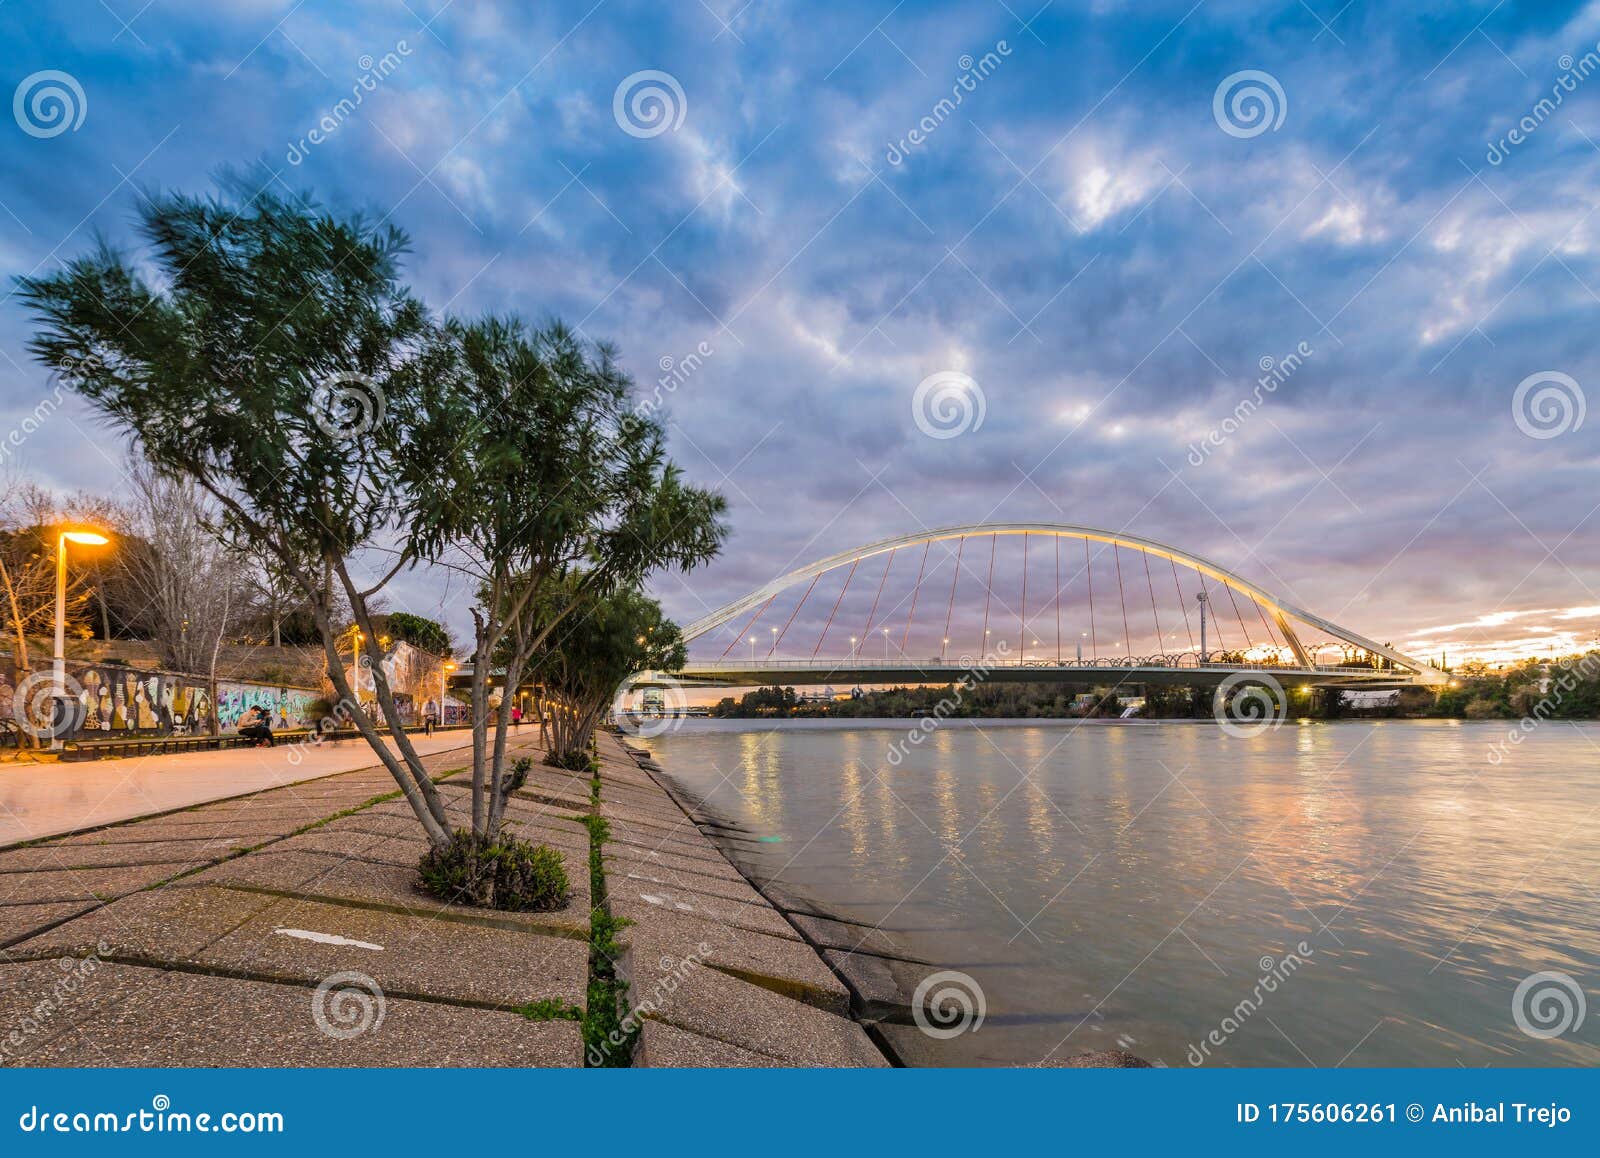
[646,659,1425,690]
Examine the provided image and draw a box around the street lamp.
[52,528,109,750]
[941,637,950,662]
[748,635,757,661]
[849,635,857,658]
[881,626,889,661]
[769,625,778,657]
[1195,591,1209,663]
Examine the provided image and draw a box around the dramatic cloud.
[2,1,1598,662]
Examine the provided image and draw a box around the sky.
[2,0,1599,667]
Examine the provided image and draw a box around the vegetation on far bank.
[708,653,1600,722]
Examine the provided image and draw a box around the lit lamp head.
[62,530,109,546]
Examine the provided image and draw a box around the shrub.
[544,747,591,771]
[418,829,570,912]
[503,756,531,797]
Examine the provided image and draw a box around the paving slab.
[0,863,200,905]
[634,1019,783,1068]
[279,856,591,941]
[5,885,281,963]
[790,912,922,959]
[198,895,587,1010]
[604,841,750,884]
[53,820,298,846]
[180,850,351,893]
[622,954,885,1067]
[0,901,98,949]
[0,960,582,1067]
[611,880,798,943]
[0,841,238,872]
[623,914,848,1016]
[611,858,777,907]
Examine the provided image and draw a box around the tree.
[400,316,726,836]
[20,180,455,845]
[376,611,452,658]
[531,584,687,762]
[117,460,250,732]
[20,179,727,892]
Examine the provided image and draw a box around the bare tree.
[119,461,249,733]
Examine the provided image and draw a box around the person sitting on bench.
[239,705,275,747]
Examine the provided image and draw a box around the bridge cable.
[1225,584,1255,651]
[1141,549,1164,653]
[857,548,896,658]
[980,533,997,658]
[1020,532,1029,663]
[940,535,966,657]
[1054,534,1061,664]
[769,573,820,658]
[720,594,777,659]
[1113,545,1133,658]
[1084,537,1097,658]
[812,559,858,658]
[900,541,931,657]
[1253,597,1282,655]
[1170,558,1196,651]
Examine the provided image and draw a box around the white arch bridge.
[638,523,1447,692]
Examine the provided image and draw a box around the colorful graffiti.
[1,658,321,740]
[345,640,457,725]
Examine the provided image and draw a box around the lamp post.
[748,635,757,661]
[52,528,109,750]
[849,635,857,659]
[1196,591,1209,663]
[941,637,949,662]
[881,627,889,662]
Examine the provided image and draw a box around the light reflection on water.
[645,718,1600,1067]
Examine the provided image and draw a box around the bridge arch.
[682,522,1444,684]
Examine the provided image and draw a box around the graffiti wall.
[345,640,459,725]
[0,657,322,740]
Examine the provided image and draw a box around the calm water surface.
[643,718,1600,1067]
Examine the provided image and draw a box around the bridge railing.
[675,656,1398,674]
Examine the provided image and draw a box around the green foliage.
[417,828,570,912]
[504,755,531,795]
[544,748,592,771]
[379,612,453,658]
[515,998,581,1022]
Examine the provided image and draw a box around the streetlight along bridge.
[639,523,1446,691]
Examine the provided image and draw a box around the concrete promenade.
[0,730,492,846]
[0,730,887,1066]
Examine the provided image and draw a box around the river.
[640,717,1600,1067]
